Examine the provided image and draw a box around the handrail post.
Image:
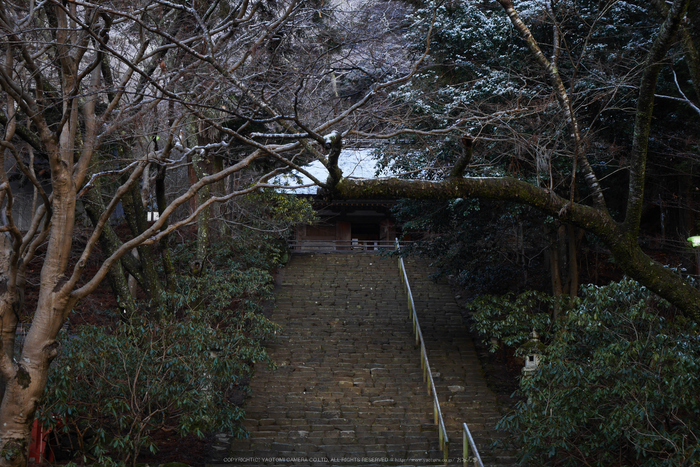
[413,314,418,343]
[462,423,484,467]
[463,427,469,467]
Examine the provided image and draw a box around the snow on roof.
[271,149,390,194]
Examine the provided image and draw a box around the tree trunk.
[155,165,175,292]
[212,155,228,239]
[548,225,563,320]
[0,240,21,402]
[83,184,136,317]
[557,224,570,294]
[566,224,579,300]
[0,290,66,467]
[0,142,76,465]
[192,152,210,274]
[121,180,162,300]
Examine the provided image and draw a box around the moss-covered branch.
[332,175,700,323]
[334,176,609,232]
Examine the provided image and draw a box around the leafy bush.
[497,278,700,466]
[468,290,562,353]
[38,246,281,466]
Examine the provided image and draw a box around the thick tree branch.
[335,176,608,229]
[324,131,343,187]
[449,135,473,178]
[332,176,700,322]
[0,112,43,154]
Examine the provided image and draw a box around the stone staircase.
[208,253,517,466]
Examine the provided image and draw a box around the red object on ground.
[28,419,53,463]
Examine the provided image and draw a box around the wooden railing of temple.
[288,239,398,251]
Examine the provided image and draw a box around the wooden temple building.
[290,198,399,251]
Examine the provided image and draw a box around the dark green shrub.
[468,290,562,353]
[38,253,280,466]
[497,279,700,466]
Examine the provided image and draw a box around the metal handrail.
[396,240,450,463]
[463,423,485,467]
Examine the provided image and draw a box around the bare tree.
[0,0,424,463]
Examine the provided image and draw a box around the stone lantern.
[521,329,544,377]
